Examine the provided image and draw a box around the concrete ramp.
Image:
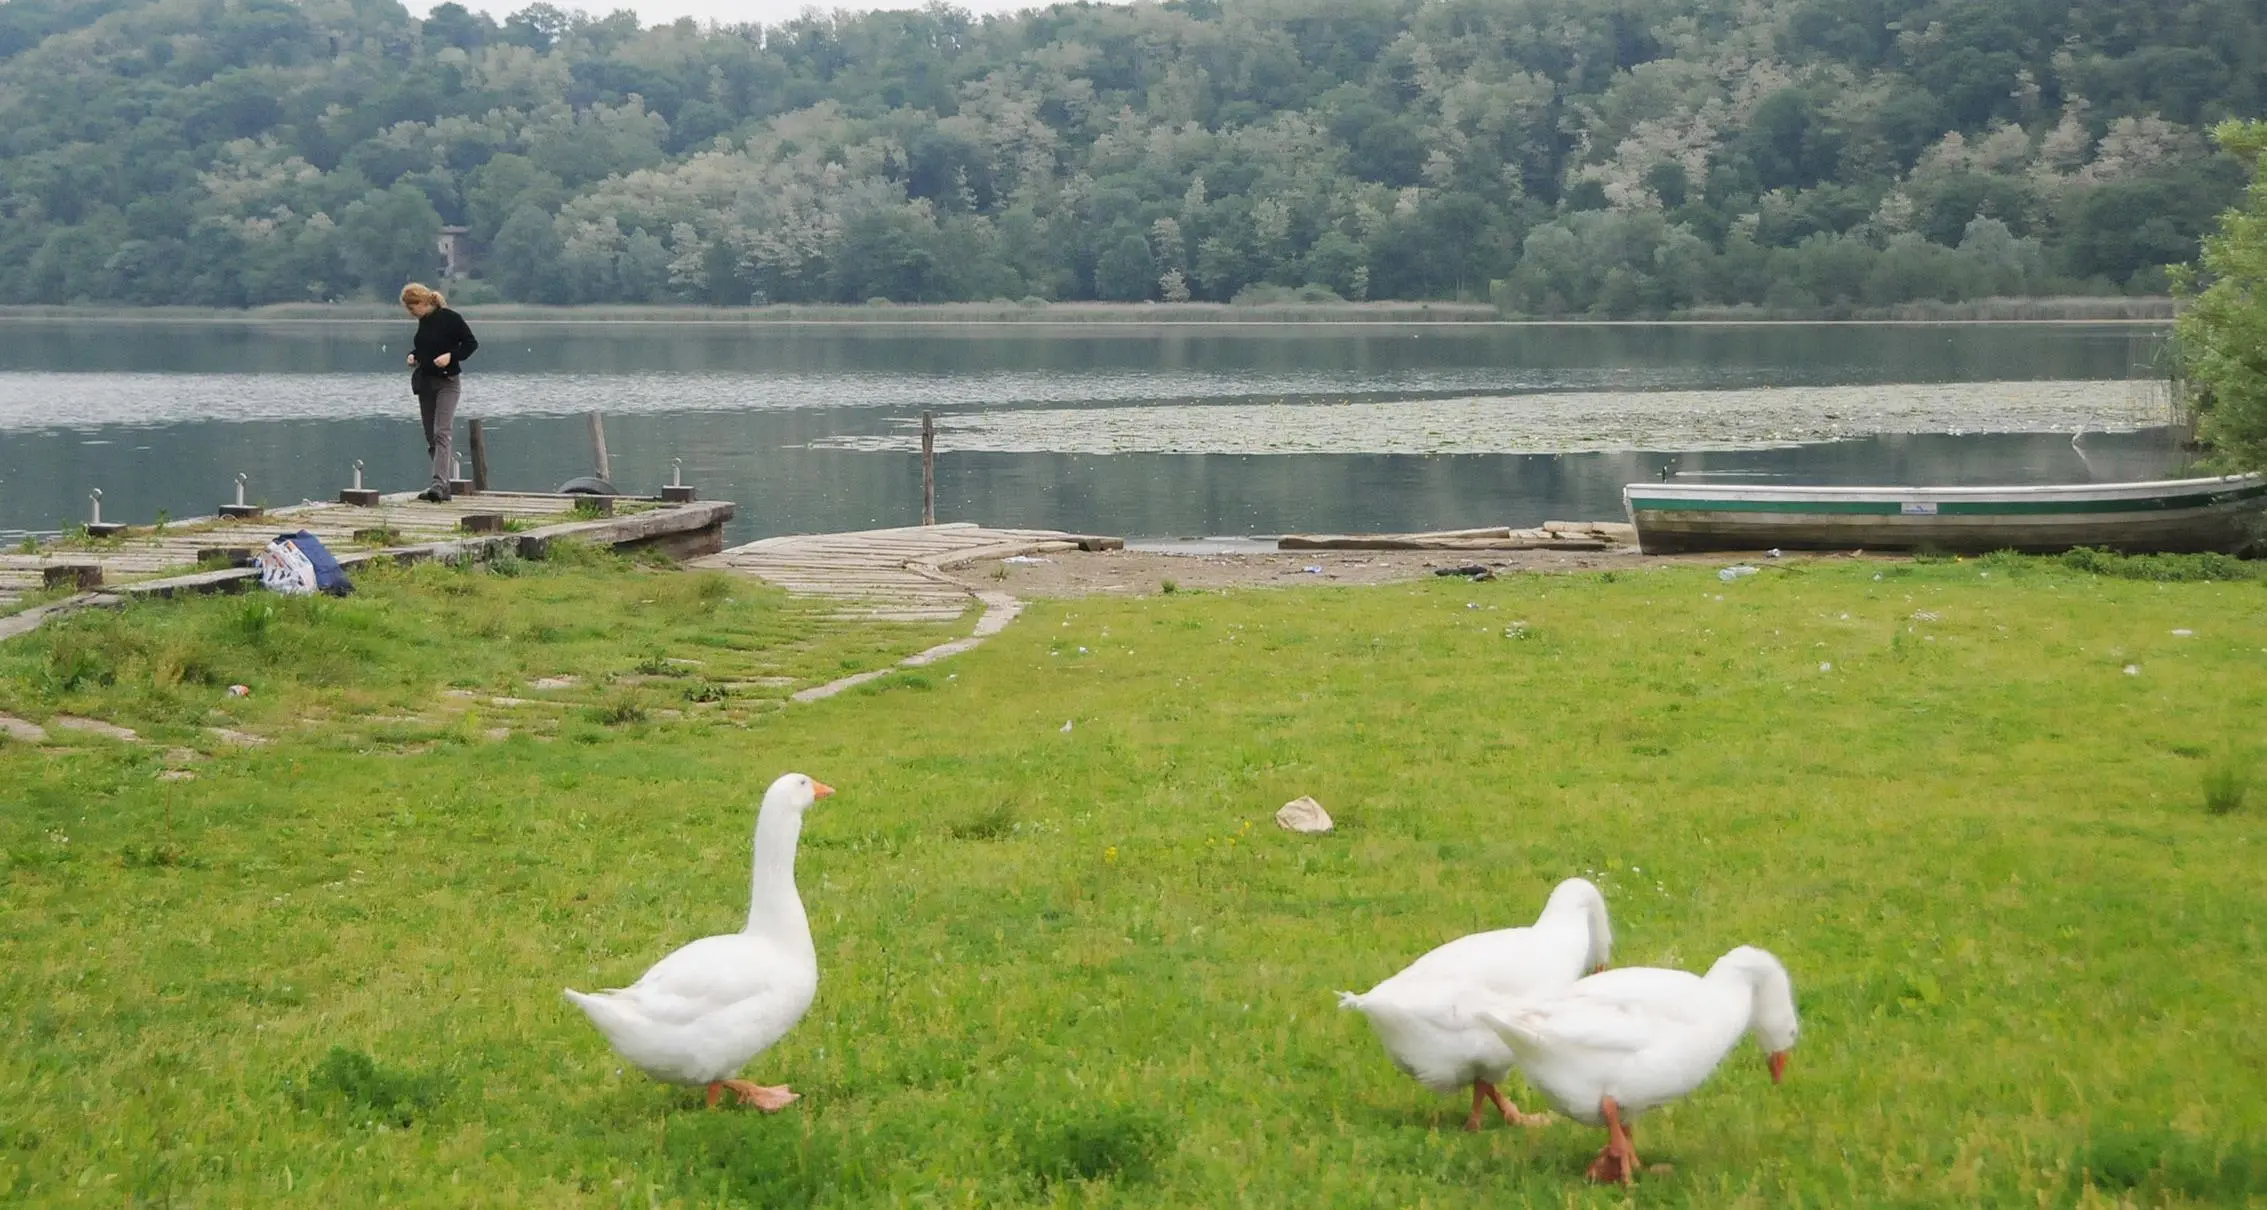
[693,523,1123,622]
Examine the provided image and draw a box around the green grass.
[0,546,957,747]
[1,556,2264,1206]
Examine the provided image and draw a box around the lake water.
[0,319,2187,546]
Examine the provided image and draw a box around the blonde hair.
[400,282,447,310]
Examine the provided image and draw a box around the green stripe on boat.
[1627,483,2267,516]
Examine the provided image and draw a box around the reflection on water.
[0,321,2182,543]
[0,318,2171,383]
[0,421,2191,545]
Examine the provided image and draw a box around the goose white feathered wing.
[1340,926,1587,1091]
[1477,967,1741,1124]
[1339,878,1612,1125]
[1475,947,1799,1184]
[565,931,817,1086]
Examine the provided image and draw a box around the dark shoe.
[416,486,450,503]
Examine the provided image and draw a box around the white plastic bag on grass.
[257,537,318,596]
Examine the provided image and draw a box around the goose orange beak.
[1767,1051,1789,1084]
[812,781,836,799]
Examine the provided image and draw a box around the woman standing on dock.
[400,283,479,502]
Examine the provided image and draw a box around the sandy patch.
[961,547,1708,597]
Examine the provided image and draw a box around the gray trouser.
[417,377,460,491]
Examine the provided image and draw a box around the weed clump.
[534,537,615,567]
[584,696,648,726]
[1016,1108,1170,1187]
[2058,547,2260,582]
[949,802,1017,841]
[2084,1123,2266,1199]
[631,652,686,677]
[42,632,113,692]
[2204,755,2253,815]
[118,841,199,869]
[289,1046,448,1128]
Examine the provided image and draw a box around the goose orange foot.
[705,1080,799,1111]
[1464,1080,1553,1131]
[1583,1097,1640,1185]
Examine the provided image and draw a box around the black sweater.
[411,307,479,378]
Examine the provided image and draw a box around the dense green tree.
[2063,158,2246,286]
[422,4,495,54]
[501,4,574,53]
[2172,120,2267,471]
[0,0,2254,307]
[1093,226,1155,301]
[488,205,567,302]
[338,184,447,293]
[465,154,568,244]
[1643,161,1689,209]
[25,223,117,303]
[1738,89,1842,193]
[830,208,943,303]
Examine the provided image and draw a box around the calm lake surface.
[0,319,2185,545]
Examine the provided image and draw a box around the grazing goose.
[1339,877,1613,1130]
[1478,945,1798,1183]
[564,772,833,1109]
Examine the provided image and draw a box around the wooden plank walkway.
[0,491,734,621]
[694,522,1124,622]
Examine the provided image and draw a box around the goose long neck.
[1707,950,1791,1030]
[745,800,810,948]
[1535,883,1612,970]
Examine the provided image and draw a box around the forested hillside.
[0,0,2258,313]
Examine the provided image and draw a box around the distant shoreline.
[0,296,2176,326]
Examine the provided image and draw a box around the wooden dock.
[0,491,735,634]
[695,523,1124,622]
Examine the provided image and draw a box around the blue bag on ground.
[280,529,353,596]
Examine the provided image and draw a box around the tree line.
[2174,120,2267,473]
[0,0,2259,314]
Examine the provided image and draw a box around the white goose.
[1478,945,1799,1184]
[1339,877,1613,1130]
[564,771,834,1110]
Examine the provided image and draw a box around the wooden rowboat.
[1622,473,2267,555]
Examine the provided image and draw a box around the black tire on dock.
[557,476,618,496]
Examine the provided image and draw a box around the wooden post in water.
[587,411,611,483]
[468,419,490,494]
[921,411,935,526]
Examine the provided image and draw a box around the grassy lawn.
[1,550,2263,1207]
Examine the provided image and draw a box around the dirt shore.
[961,546,1747,598]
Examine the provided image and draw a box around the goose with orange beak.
[565,772,835,1109]
[1476,945,1798,1184]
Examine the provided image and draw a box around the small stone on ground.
[1276,795,1334,834]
